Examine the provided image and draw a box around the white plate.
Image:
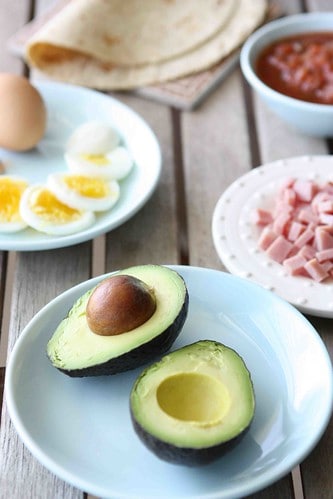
[212,155,333,318]
[5,265,333,499]
[0,81,161,251]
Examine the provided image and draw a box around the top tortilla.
[26,0,238,67]
[25,0,267,90]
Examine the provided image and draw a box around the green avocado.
[47,265,189,377]
[130,340,255,466]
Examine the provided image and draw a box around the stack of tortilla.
[25,0,267,90]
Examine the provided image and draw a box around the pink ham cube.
[258,227,278,251]
[304,258,329,282]
[293,179,317,202]
[298,244,316,261]
[283,254,308,276]
[288,221,306,241]
[315,227,333,251]
[315,248,333,262]
[294,227,315,248]
[253,208,273,226]
[273,212,291,235]
[266,235,293,263]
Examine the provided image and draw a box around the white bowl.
[240,13,333,137]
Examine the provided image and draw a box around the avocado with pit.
[47,265,189,377]
[130,340,255,466]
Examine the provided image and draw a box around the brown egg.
[0,73,47,151]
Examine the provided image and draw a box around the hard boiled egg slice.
[66,121,120,154]
[47,173,120,212]
[65,146,133,180]
[0,175,29,233]
[20,184,95,236]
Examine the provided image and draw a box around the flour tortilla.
[27,0,238,67]
[26,0,267,90]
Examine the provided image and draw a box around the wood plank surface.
[0,0,332,497]
[105,94,179,271]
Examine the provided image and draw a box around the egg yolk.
[64,175,111,198]
[29,187,82,222]
[80,154,109,165]
[0,178,28,222]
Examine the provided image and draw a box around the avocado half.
[130,340,255,466]
[47,265,189,377]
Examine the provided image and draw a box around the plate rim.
[5,265,333,498]
[0,80,162,251]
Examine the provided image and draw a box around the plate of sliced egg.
[0,81,161,251]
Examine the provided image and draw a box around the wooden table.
[0,0,332,498]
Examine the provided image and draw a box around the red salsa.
[256,32,333,104]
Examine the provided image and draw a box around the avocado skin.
[130,413,251,467]
[57,288,189,378]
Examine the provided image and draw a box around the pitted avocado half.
[130,340,255,466]
[47,265,189,377]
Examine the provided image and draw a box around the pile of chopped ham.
[254,177,333,282]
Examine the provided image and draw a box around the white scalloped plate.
[0,81,161,251]
[212,155,333,318]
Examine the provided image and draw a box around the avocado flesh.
[47,265,188,377]
[130,340,255,466]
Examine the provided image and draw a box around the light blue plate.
[5,266,333,498]
[0,81,161,251]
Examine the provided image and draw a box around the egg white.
[65,146,133,180]
[0,175,29,233]
[20,184,95,236]
[66,121,120,154]
[47,173,120,212]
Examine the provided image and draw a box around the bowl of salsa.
[240,13,333,137]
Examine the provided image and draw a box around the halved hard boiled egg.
[20,184,95,236]
[66,121,120,154]
[0,175,29,233]
[65,146,133,180]
[47,173,120,212]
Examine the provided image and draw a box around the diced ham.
[321,260,333,272]
[287,245,300,258]
[273,201,293,218]
[304,258,329,282]
[258,226,278,251]
[316,248,333,262]
[266,235,293,263]
[315,227,333,250]
[298,244,316,261]
[312,191,332,213]
[253,208,273,226]
[294,227,315,248]
[255,177,333,282]
[293,179,317,202]
[281,187,297,206]
[283,254,308,276]
[297,208,319,225]
[288,221,306,241]
[319,212,333,225]
[317,200,333,213]
[322,182,333,194]
[278,177,295,196]
[273,212,291,235]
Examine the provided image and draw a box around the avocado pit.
[47,264,189,377]
[86,274,156,336]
